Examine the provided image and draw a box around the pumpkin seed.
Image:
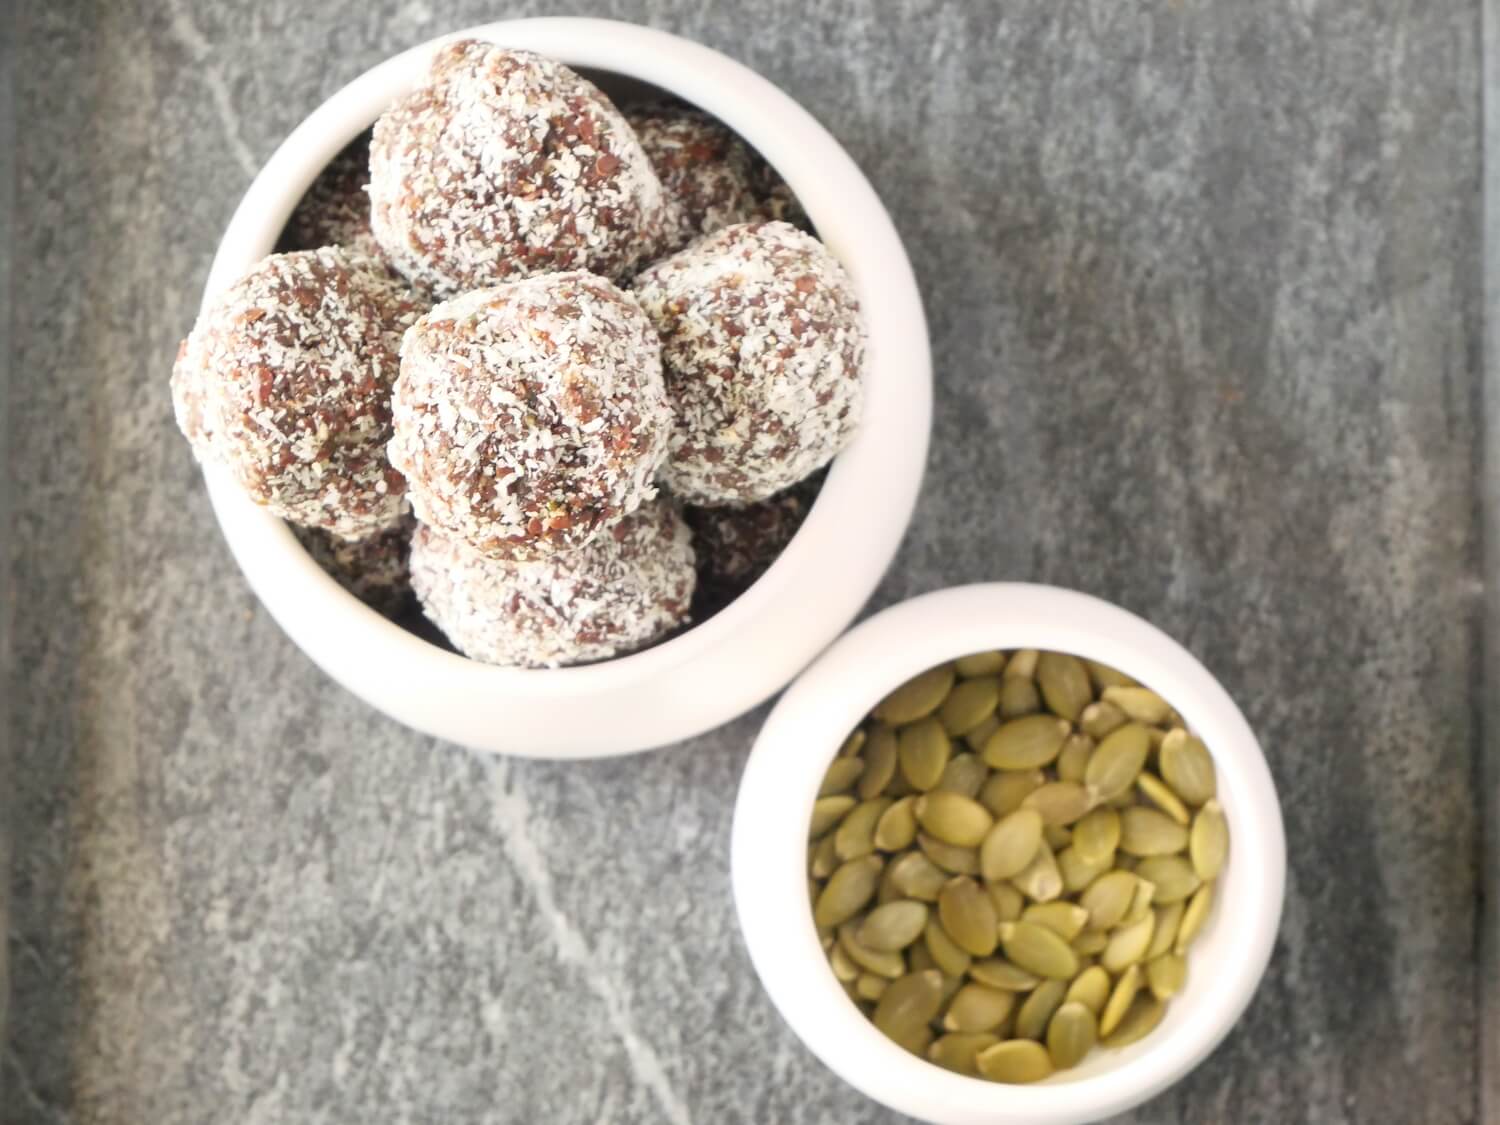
[1175,883,1214,953]
[1146,901,1184,960]
[887,850,947,901]
[1190,800,1229,881]
[1023,781,1092,826]
[814,856,883,927]
[1146,952,1186,999]
[918,833,979,876]
[1071,928,1108,956]
[956,650,1007,678]
[908,941,937,973]
[998,921,1079,980]
[820,756,864,797]
[982,715,1070,771]
[890,1021,935,1057]
[875,665,956,725]
[1119,806,1189,857]
[1098,963,1142,1037]
[897,718,952,791]
[1014,978,1067,1041]
[928,1032,1001,1076]
[998,677,1042,718]
[839,924,908,978]
[835,798,894,861]
[939,677,1002,736]
[1037,652,1093,721]
[829,942,860,982]
[917,792,994,847]
[810,796,856,838]
[965,714,1002,754]
[855,973,890,1001]
[1022,901,1090,941]
[1057,845,1111,893]
[1083,659,1135,690]
[1055,733,1095,783]
[1136,771,1190,825]
[1004,650,1039,679]
[1046,1001,1098,1069]
[1073,807,1121,865]
[944,983,1016,1033]
[935,753,989,799]
[873,970,945,1046]
[1102,911,1156,973]
[969,958,1040,991]
[938,877,999,956]
[839,727,867,758]
[923,915,974,977]
[874,796,919,852]
[1159,731,1217,805]
[810,833,839,879]
[1079,700,1127,739]
[1101,994,1165,1048]
[1065,965,1111,1014]
[858,900,929,951]
[1010,839,1064,903]
[1079,870,1138,931]
[1134,855,1201,904]
[1043,824,1072,851]
[979,770,1045,819]
[857,725,899,799]
[1084,723,1151,802]
[1101,685,1172,725]
[979,808,1043,882]
[985,880,1026,922]
[1122,877,1156,924]
[976,1038,1053,1084]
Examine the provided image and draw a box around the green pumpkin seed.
[923,915,974,977]
[1101,994,1165,1048]
[1119,807,1189,857]
[1065,965,1111,1014]
[1072,807,1121,866]
[1122,878,1156,924]
[965,714,1002,754]
[1134,855,1201,905]
[936,753,990,799]
[888,851,948,901]
[1159,731,1217,806]
[985,880,1025,922]
[855,973,890,1001]
[810,796,856,838]
[1022,901,1090,941]
[998,921,1079,980]
[898,718,952,791]
[998,677,1042,718]
[1055,733,1095,784]
[976,1038,1053,1084]
[1010,839,1064,903]
[1070,928,1108,956]
[1043,824,1072,852]
[1146,901,1184,960]
[820,756,864,797]
[979,808,1043,882]
[835,797,894,861]
[908,944,936,975]
[939,678,1002,736]
[938,877,999,957]
[928,1032,1001,1076]
[1057,845,1111,893]
[1175,883,1214,953]
[1102,911,1156,973]
[958,650,1007,677]
[1037,652,1093,721]
[829,942,860,982]
[1136,771,1190,825]
[1014,978,1067,1041]
[810,833,839,879]
[1005,650,1039,679]
[1189,800,1229,881]
[815,855,883,927]
[1046,1001,1098,1069]
[1083,659,1135,690]
[1146,952,1186,999]
[839,727,867,758]
[917,791,995,848]
[1023,781,1092,826]
[858,900,930,951]
[969,958,1041,991]
[838,924,907,978]
[890,1021,934,1057]
[873,970,945,1046]
[874,796,919,852]
[979,770,1045,819]
[982,715,1070,771]
[1079,870,1138,931]
[1100,685,1172,725]
[875,665,956,725]
[858,724,899,800]
[1079,700,1127,739]
[1098,963,1142,1037]
[944,983,1016,1033]
[918,833,979,876]
[1084,723,1151,803]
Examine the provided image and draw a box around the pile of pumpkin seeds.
[807,650,1228,1084]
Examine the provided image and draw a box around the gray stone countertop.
[3,1,1488,1122]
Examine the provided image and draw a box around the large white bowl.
[731,584,1286,1125]
[197,18,931,757]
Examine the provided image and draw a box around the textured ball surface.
[283,133,379,257]
[627,103,763,255]
[293,517,414,615]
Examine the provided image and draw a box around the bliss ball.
[631,221,865,506]
[369,40,666,296]
[626,103,763,255]
[282,132,379,257]
[409,498,696,667]
[293,516,414,615]
[171,247,424,539]
[389,270,673,561]
[685,476,818,594]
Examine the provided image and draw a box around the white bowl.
[731,584,1286,1125]
[196,18,931,757]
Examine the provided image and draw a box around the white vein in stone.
[164,0,259,179]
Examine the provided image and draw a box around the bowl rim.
[730,582,1286,1125]
[197,17,932,756]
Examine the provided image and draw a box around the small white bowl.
[731,584,1285,1125]
[195,18,931,757]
